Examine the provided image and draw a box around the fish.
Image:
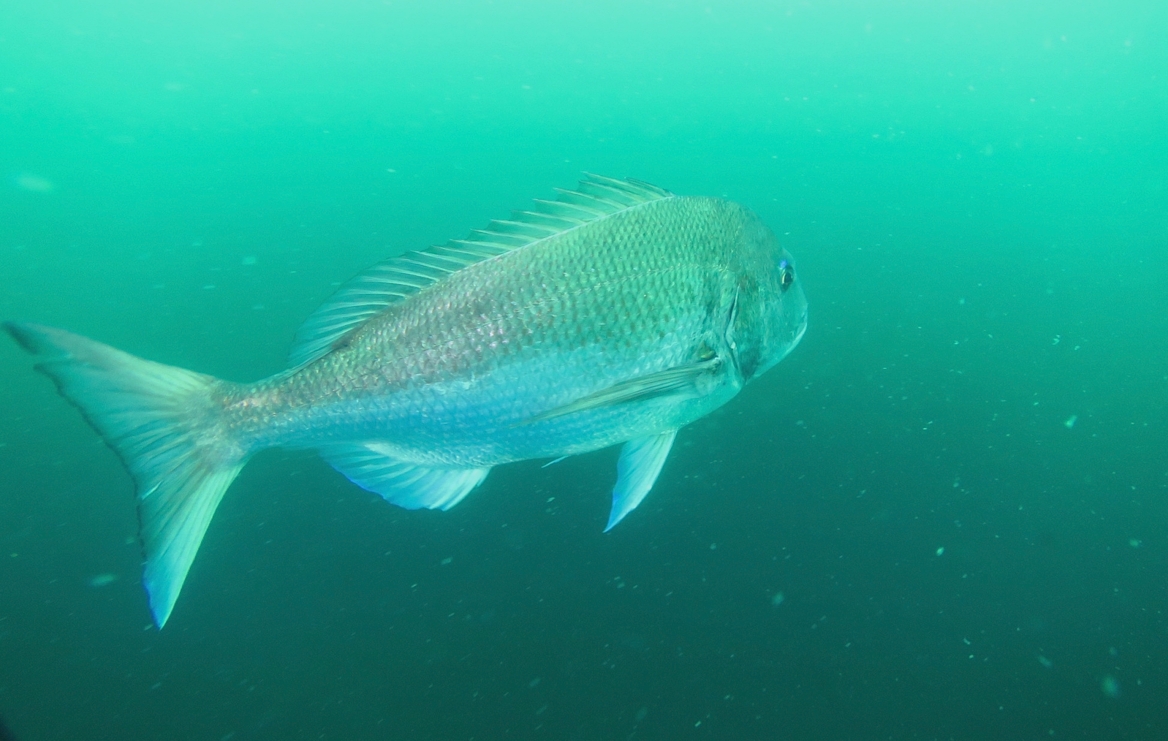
[5,174,808,627]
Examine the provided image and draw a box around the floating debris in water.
[88,573,118,588]
[12,172,54,192]
[1101,675,1121,698]
[1063,415,1077,429]
[1037,655,1053,668]
[771,591,785,607]
[936,547,945,556]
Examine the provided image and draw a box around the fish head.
[727,212,808,383]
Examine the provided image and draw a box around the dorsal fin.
[286,174,673,367]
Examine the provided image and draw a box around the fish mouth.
[778,309,808,362]
[762,308,808,372]
[791,308,808,347]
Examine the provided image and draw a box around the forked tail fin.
[4,322,246,627]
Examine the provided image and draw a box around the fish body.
[6,175,807,626]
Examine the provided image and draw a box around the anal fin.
[321,442,490,511]
[605,429,678,532]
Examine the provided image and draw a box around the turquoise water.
[2,1,1166,738]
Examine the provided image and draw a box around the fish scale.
[235,197,729,456]
[5,174,807,626]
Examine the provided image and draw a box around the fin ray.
[520,357,722,426]
[4,322,245,627]
[322,442,490,511]
[605,430,678,531]
[286,175,674,368]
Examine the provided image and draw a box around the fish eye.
[779,262,795,292]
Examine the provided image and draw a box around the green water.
[2,1,1166,739]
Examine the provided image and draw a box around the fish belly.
[247,313,737,467]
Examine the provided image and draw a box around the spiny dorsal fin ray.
[286,174,674,368]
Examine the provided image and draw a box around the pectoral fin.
[321,442,490,511]
[520,357,721,427]
[605,429,678,532]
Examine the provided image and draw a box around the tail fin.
[5,322,246,627]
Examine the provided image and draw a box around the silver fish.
[5,175,807,626]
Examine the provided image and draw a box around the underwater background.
[1,0,1166,739]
